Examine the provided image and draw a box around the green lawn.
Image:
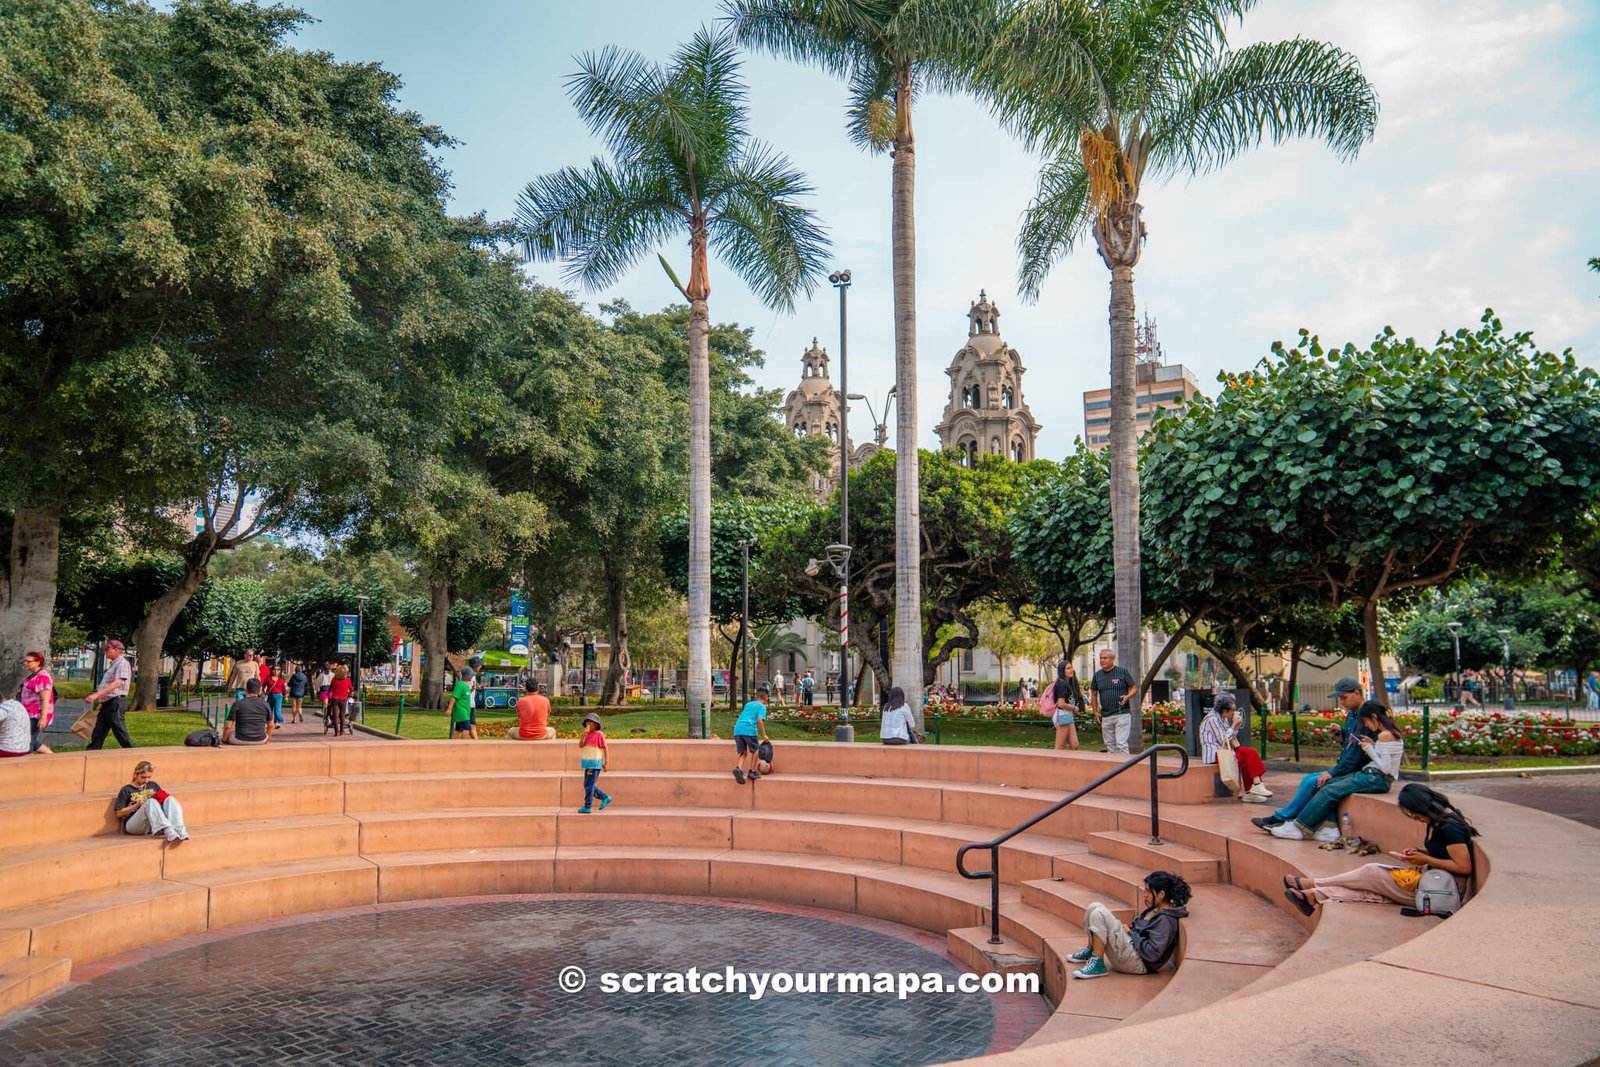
[47,710,214,751]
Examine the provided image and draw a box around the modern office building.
[1082,316,1200,451]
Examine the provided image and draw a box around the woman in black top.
[1284,784,1476,914]
[1050,660,1087,751]
[113,760,190,843]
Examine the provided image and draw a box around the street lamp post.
[1448,621,1464,712]
[807,543,854,740]
[354,594,369,722]
[828,269,853,715]
[736,537,755,705]
[849,386,896,447]
[1497,627,1514,710]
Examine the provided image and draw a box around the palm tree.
[725,0,996,723]
[985,0,1378,746]
[517,28,829,737]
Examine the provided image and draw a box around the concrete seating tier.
[3,741,1595,1066]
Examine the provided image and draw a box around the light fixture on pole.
[1497,627,1514,710]
[736,536,756,705]
[1447,622,1464,712]
[848,385,895,447]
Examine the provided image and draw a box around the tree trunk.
[418,580,455,709]
[685,230,713,736]
[886,63,925,730]
[1105,259,1143,748]
[1138,611,1202,697]
[0,506,61,695]
[1361,597,1388,707]
[600,564,630,705]
[130,558,208,710]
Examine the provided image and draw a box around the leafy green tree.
[660,496,813,705]
[728,0,999,717]
[986,0,1378,742]
[0,0,489,702]
[519,28,829,735]
[255,583,391,671]
[761,450,1048,699]
[396,598,495,661]
[1141,314,1600,702]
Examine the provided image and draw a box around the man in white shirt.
[84,639,135,749]
[772,672,785,703]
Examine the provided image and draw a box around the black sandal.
[1284,887,1315,918]
[1283,875,1305,892]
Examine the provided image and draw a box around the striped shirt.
[1198,712,1237,765]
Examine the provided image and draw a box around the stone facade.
[783,337,873,499]
[934,291,1040,465]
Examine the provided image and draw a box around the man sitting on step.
[1251,677,1369,834]
[221,678,274,746]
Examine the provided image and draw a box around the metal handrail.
[955,743,1191,945]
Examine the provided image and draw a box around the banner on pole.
[337,614,359,654]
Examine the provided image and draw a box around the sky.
[284,0,1600,458]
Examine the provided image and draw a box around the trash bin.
[158,675,172,708]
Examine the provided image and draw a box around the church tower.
[934,290,1040,464]
[783,338,859,498]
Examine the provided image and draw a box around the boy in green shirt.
[448,668,477,740]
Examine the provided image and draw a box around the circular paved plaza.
[0,897,1034,1066]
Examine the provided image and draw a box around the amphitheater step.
[1021,878,1133,927]
[1052,851,1155,903]
[0,835,166,911]
[160,815,361,878]
[372,848,559,902]
[0,879,211,966]
[946,927,1043,979]
[0,955,72,1017]
[172,856,378,929]
[1084,830,1223,883]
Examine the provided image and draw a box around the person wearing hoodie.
[1070,871,1191,980]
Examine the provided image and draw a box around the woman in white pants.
[113,760,189,843]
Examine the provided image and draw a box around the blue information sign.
[336,614,359,654]
[508,593,530,655]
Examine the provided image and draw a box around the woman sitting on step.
[1269,701,1404,842]
[113,760,190,843]
[1070,870,1191,980]
[1283,784,1477,916]
[1199,693,1270,804]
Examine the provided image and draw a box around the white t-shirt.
[773,673,784,689]
[0,699,31,754]
[880,703,913,742]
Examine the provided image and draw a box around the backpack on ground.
[757,739,774,775]
[1415,869,1463,916]
[184,729,220,747]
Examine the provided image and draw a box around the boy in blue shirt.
[732,684,771,784]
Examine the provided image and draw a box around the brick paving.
[0,896,1046,1066]
[1438,773,1600,830]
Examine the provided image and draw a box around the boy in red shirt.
[577,712,612,813]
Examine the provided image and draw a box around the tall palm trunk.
[1100,205,1144,748]
[685,219,713,737]
[0,506,61,695]
[891,63,924,728]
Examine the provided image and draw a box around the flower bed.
[1257,708,1600,758]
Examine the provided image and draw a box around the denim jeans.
[1294,766,1391,833]
[583,768,609,808]
[1271,772,1325,823]
[125,796,187,838]
[269,694,284,724]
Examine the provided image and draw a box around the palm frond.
[1149,37,1378,178]
[566,45,666,169]
[664,26,751,182]
[1124,0,1256,112]
[844,57,898,152]
[981,0,1112,152]
[706,143,831,310]
[884,0,1005,92]
[1015,149,1092,301]
[515,160,686,292]
[721,0,880,79]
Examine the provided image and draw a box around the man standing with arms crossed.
[1090,649,1137,755]
[83,638,135,750]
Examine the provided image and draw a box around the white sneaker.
[1240,792,1269,804]
[1312,824,1341,843]
[1269,821,1306,841]
[1249,782,1273,799]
